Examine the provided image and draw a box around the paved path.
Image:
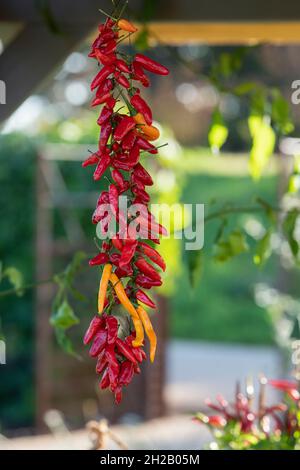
[166,340,282,413]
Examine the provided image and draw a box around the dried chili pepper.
[137,241,166,271]
[131,93,152,125]
[135,257,162,282]
[93,152,110,181]
[89,252,109,266]
[84,315,104,345]
[135,53,169,76]
[91,64,115,91]
[114,116,136,141]
[136,289,156,309]
[89,329,107,357]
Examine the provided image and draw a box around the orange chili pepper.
[137,305,157,362]
[109,272,144,347]
[98,263,112,314]
[117,18,138,33]
[142,125,160,141]
[133,112,160,141]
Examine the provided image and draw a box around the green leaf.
[55,329,81,359]
[254,228,272,266]
[50,299,79,330]
[248,115,276,180]
[3,267,24,295]
[271,89,294,135]
[208,109,228,154]
[233,82,257,96]
[186,249,203,289]
[283,209,299,258]
[290,316,300,340]
[214,229,249,262]
[228,230,249,256]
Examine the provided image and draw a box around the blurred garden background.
[1,0,300,450]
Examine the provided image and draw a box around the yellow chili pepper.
[97,263,112,314]
[109,272,144,347]
[137,305,157,362]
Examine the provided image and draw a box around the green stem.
[0,277,56,298]
[204,204,280,223]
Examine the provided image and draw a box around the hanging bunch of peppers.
[83,11,169,403]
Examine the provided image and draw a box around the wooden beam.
[0,22,94,122]
[146,21,300,45]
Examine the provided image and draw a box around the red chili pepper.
[115,265,133,278]
[135,136,157,154]
[125,335,145,362]
[98,30,115,46]
[108,184,119,214]
[89,329,107,357]
[116,58,130,74]
[132,61,150,87]
[119,240,138,269]
[131,93,152,125]
[109,252,121,266]
[111,169,126,189]
[132,186,150,204]
[106,96,116,108]
[114,385,122,404]
[131,173,145,190]
[133,163,153,185]
[121,130,136,150]
[82,152,99,168]
[105,344,119,369]
[118,361,135,386]
[102,39,117,55]
[128,143,140,166]
[135,53,169,76]
[96,349,107,374]
[135,257,162,282]
[95,50,116,66]
[99,122,112,152]
[135,273,162,289]
[99,367,110,389]
[93,153,110,181]
[114,70,130,89]
[112,158,132,171]
[84,316,104,345]
[91,65,115,91]
[135,289,157,309]
[138,215,167,236]
[89,252,109,266]
[114,116,136,141]
[97,105,113,126]
[106,316,119,345]
[137,242,166,271]
[112,237,123,251]
[115,338,137,364]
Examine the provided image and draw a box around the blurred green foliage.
[171,165,279,344]
[0,133,37,429]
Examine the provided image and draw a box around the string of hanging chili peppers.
[82,10,169,403]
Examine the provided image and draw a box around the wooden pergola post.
[35,154,53,431]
